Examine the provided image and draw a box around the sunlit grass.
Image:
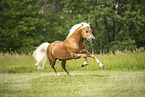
[0,49,145,96]
[0,71,144,97]
[0,49,145,74]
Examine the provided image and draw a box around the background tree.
[0,0,144,53]
[0,0,47,53]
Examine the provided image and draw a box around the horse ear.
[89,22,91,26]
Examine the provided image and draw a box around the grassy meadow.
[0,49,145,97]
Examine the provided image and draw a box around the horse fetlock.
[91,54,96,58]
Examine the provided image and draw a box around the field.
[0,50,145,97]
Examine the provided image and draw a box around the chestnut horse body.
[33,22,104,76]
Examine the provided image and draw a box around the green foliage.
[0,0,43,53]
[0,0,145,53]
[61,0,145,52]
[111,40,136,51]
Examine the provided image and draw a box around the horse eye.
[86,31,88,33]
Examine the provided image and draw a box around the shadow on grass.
[89,74,109,78]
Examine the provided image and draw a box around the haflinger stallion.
[33,22,104,76]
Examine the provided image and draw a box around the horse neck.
[70,28,84,44]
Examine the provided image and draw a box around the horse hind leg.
[51,61,61,76]
[48,57,60,76]
[61,60,74,76]
[47,48,60,76]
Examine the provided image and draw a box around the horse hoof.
[81,64,85,67]
[100,66,105,68]
[69,74,75,77]
[55,73,61,76]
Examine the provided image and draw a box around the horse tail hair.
[33,42,50,69]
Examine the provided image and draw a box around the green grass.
[0,71,145,97]
[0,51,144,73]
[0,50,145,96]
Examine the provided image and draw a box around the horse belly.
[52,43,72,60]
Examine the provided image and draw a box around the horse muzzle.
[88,37,95,43]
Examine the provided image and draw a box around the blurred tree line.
[0,0,145,53]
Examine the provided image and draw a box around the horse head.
[81,23,95,43]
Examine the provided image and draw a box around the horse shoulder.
[64,39,80,52]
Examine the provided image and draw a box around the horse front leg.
[71,53,89,68]
[70,52,104,68]
[70,53,87,59]
[79,50,104,68]
[86,51,105,68]
[80,50,105,68]
[81,57,89,67]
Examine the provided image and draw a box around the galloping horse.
[33,22,104,76]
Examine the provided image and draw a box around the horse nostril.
[88,37,95,43]
[91,38,95,41]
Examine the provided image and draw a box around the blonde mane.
[66,22,90,38]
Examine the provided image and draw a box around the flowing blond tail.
[33,42,50,69]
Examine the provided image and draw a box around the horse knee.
[91,54,96,58]
[82,54,87,58]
